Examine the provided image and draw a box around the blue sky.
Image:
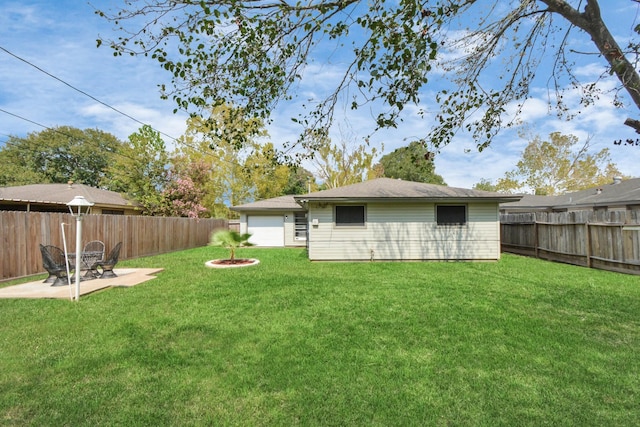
[0,0,638,189]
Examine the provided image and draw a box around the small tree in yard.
[209,230,253,263]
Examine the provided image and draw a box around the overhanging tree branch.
[95,0,640,156]
[543,0,640,132]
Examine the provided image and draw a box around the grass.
[1,247,639,426]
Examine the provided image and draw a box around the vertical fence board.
[0,212,228,281]
[501,208,640,275]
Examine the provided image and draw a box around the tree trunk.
[543,0,640,132]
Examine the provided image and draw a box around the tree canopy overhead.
[96,0,640,155]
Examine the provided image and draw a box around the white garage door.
[247,215,284,246]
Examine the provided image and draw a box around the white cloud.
[573,63,607,78]
[1,0,638,190]
[0,4,45,31]
[507,97,551,124]
[0,0,185,146]
[80,102,188,142]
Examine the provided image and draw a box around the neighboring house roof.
[0,183,138,209]
[231,195,305,212]
[294,178,522,203]
[501,177,640,211]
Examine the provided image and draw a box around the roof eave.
[230,206,305,212]
[295,196,522,203]
[0,198,139,209]
[552,199,640,210]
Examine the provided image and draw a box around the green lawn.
[1,248,639,426]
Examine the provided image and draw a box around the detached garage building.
[231,195,307,247]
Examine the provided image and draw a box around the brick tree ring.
[204,259,260,269]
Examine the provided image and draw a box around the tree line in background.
[1,99,627,216]
[88,0,635,207]
[5,1,637,215]
[473,131,629,195]
[0,103,447,218]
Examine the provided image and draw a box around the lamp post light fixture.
[67,196,94,301]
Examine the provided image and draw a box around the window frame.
[334,205,366,227]
[101,209,125,215]
[294,212,308,240]
[436,204,467,226]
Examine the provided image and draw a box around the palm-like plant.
[209,230,254,263]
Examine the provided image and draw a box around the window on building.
[102,209,125,215]
[335,205,365,226]
[436,205,467,226]
[294,212,307,240]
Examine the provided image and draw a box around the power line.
[0,131,11,145]
[0,106,183,166]
[0,107,147,164]
[0,107,112,149]
[0,107,51,130]
[0,106,249,176]
[0,106,274,183]
[0,45,179,142]
[0,106,113,146]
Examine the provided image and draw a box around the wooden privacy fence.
[501,209,640,275]
[0,211,228,281]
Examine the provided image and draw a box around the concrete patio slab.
[0,268,164,300]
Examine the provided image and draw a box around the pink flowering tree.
[162,160,209,218]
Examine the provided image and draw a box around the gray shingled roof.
[501,177,640,210]
[294,178,522,203]
[231,195,305,212]
[0,183,138,208]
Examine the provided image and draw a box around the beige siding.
[283,213,295,246]
[239,213,248,234]
[307,202,501,261]
[284,212,306,247]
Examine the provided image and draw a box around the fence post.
[1,212,230,282]
[585,222,592,269]
[534,220,539,259]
